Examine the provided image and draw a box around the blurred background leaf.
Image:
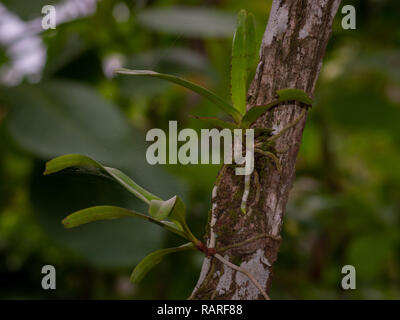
[0,0,399,299]
[136,6,236,38]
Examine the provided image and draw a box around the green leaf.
[62,205,150,228]
[61,205,188,240]
[118,48,211,98]
[105,167,161,203]
[168,196,200,245]
[231,10,258,115]
[137,6,236,38]
[2,81,187,268]
[148,196,177,221]
[192,116,238,130]
[231,10,248,115]
[276,88,313,105]
[32,168,164,268]
[45,156,193,240]
[131,243,195,284]
[114,68,242,123]
[44,154,161,204]
[168,196,187,230]
[245,13,257,89]
[240,88,313,128]
[240,103,276,128]
[31,166,187,268]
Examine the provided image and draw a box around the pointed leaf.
[168,196,199,245]
[240,102,277,128]
[169,196,187,230]
[192,116,238,130]
[114,68,242,123]
[104,167,161,203]
[44,154,161,204]
[276,88,313,105]
[231,10,248,115]
[131,243,195,284]
[241,88,313,128]
[245,13,257,89]
[61,205,188,240]
[231,11,258,115]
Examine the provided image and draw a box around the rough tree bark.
[190,0,342,300]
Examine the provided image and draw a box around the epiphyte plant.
[44,10,312,299]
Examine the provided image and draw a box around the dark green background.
[0,0,399,299]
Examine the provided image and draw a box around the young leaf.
[240,88,313,128]
[130,243,195,284]
[168,196,187,230]
[276,88,313,105]
[231,10,258,115]
[240,102,276,128]
[148,196,177,221]
[114,69,242,123]
[62,205,188,240]
[169,196,200,245]
[44,154,161,204]
[192,116,238,130]
[245,13,257,89]
[231,10,248,115]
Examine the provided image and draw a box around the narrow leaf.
[62,205,148,228]
[276,88,313,105]
[245,13,257,89]
[231,10,248,115]
[231,11,258,115]
[114,69,242,123]
[131,243,195,284]
[43,154,100,175]
[44,154,161,204]
[240,102,276,128]
[240,88,313,128]
[62,205,188,240]
[192,116,238,130]
[104,166,161,203]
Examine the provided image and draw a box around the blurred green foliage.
[0,0,399,299]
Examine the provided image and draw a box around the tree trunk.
[190,0,342,300]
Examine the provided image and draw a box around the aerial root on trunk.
[213,253,270,300]
[194,233,281,300]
